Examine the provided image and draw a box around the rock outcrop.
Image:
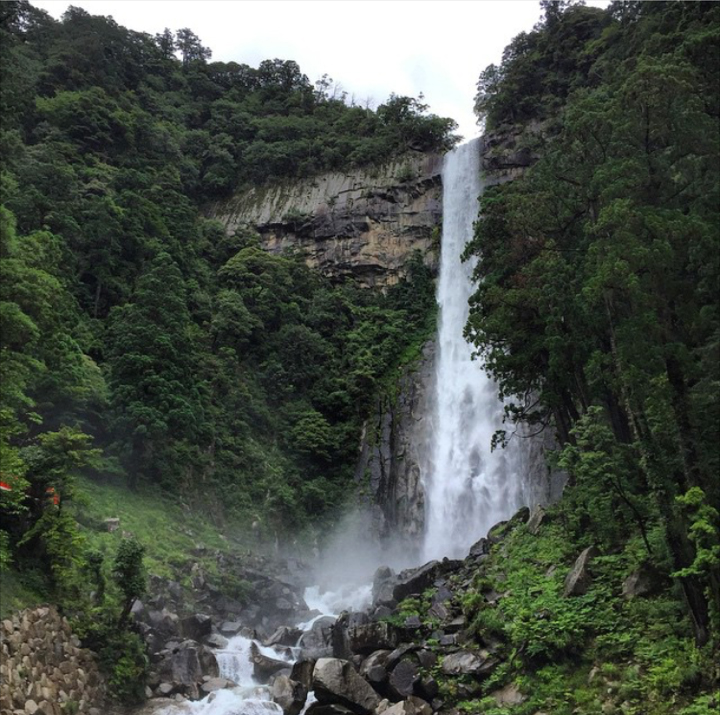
[211,153,443,288]
[355,342,435,553]
[0,606,106,714]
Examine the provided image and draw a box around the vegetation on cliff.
[462,0,719,706]
[0,1,446,698]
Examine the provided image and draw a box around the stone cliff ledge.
[210,153,443,288]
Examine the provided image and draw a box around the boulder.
[206,633,229,649]
[347,622,398,655]
[290,658,316,690]
[526,506,546,535]
[387,658,419,700]
[180,614,212,641]
[382,697,432,715]
[219,621,244,636]
[147,608,180,638]
[441,650,490,676]
[265,626,303,648]
[299,616,336,659]
[373,567,397,607]
[271,675,308,715]
[564,546,599,597]
[491,683,525,706]
[468,538,490,560]
[251,642,290,683]
[358,649,390,691]
[392,561,461,602]
[306,704,356,715]
[313,658,381,715]
[622,563,661,599]
[487,507,530,543]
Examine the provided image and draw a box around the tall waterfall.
[421,139,526,562]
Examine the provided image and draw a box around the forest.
[0,0,455,567]
[467,0,719,654]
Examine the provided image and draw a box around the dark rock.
[386,643,418,670]
[347,621,399,655]
[416,675,438,701]
[441,650,487,676]
[147,608,180,638]
[313,657,381,715]
[427,602,448,621]
[468,538,490,559]
[431,584,453,604]
[393,561,461,602]
[622,563,662,599]
[333,612,371,658]
[403,616,422,630]
[382,697,433,715]
[564,546,599,597]
[158,640,218,692]
[415,650,436,670]
[359,649,390,682]
[438,633,458,648]
[167,580,183,602]
[299,616,336,659]
[206,633,228,649]
[305,704,356,715]
[219,621,243,636]
[487,507,530,543]
[290,658,316,690]
[180,614,212,641]
[251,642,291,683]
[444,616,465,634]
[271,675,308,715]
[526,506,546,535]
[265,626,303,648]
[388,658,419,700]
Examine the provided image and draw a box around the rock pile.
[0,606,106,715]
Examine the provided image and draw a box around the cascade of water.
[421,139,526,562]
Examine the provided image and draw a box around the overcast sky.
[33,0,609,140]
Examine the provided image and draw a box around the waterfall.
[421,139,526,562]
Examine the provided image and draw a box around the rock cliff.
[355,343,435,554]
[210,153,443,287]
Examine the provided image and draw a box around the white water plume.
[421,139,526,562]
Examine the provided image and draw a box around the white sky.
[33,0,609,140]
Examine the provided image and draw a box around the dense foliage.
[0,0,448,671]
[466,0,719,651]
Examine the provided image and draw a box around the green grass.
[0,567,46,618]
[69,475,249,580]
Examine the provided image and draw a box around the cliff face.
[354,342,435,557]
[210,153,443,287]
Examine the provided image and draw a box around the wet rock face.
[355,341,435,551]
[313,657,381,715]
[211,153,443,289]
[0,606,106,714]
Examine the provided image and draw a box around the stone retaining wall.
[0,606,106,715]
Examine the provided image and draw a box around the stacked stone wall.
[0,606,106,715]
